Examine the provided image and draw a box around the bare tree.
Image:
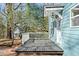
[6,3,13,39]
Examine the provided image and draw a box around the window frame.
[70,4,79,27]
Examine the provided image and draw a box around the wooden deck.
[16,39,63,55]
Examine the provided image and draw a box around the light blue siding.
[61,3,79,56]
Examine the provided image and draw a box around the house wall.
[61,3,79,56]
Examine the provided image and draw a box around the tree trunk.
[6,3,13,39]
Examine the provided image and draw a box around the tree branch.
[14,3,21,10]
[0,12,7,17]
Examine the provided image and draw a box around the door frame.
[44,7,63,45]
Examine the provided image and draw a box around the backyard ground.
[0,39,21,56]
[0,39,41,56]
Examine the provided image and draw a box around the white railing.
[22,32,49,44]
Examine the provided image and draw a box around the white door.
[56,19,62,46]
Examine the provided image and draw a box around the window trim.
[70,4,79,27]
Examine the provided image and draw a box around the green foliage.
[24,3,48,32]
[14,3,48,32]
[0,15,6,39]
[0,3,48,39]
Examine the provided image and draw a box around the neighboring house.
[44,3,79,56]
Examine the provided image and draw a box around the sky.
[0,3,5,12]
[0,3,43,12]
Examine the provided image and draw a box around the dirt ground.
[0,39,44,56]
[0,39,21,56]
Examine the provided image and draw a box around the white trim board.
[45,8,63,11]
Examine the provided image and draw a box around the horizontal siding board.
[62,32,79,35]
[61,25,69,28]
[63,11,70,17]
[62,20,70,25]
[62,34,79,40]
[62,14,69,20]
[62,20,70,26]
[62,28,79,31]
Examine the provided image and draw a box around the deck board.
[16,39,63,55]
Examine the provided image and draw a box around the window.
[70,5,79,27]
